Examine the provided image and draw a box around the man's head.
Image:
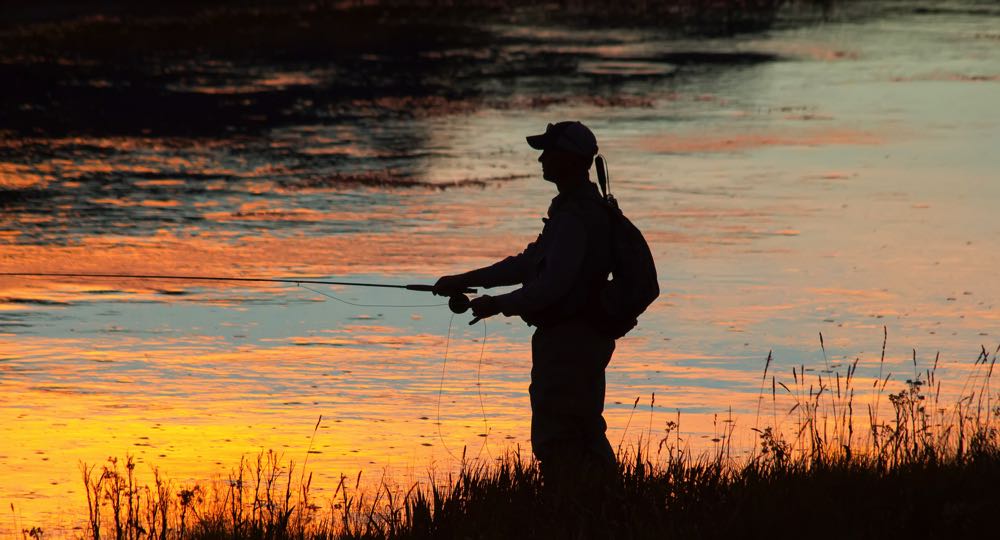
[526,121,598,183]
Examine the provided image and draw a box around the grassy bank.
[63,339,1000,539]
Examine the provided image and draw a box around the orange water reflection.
[4,158,1000,533]
[635,127,882,154]
[3,311,993,535]
[4,10,1000,536]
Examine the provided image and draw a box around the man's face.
[538,147,589,183]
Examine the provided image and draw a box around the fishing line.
[285,282,493,459]
[436,315,493,463]
[474,319,492,461]
[297,282,493,463]
[296,283,447,309]
[437,313,460,460]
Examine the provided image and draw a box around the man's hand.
[469,295,502,325]
[433,274,470,296]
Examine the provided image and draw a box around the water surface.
[1,1,999,532]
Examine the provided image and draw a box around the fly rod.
[0,272,475,314]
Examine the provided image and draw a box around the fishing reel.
[403,284,475,315]
[448,293,471,314]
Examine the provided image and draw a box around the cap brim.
[526,133,548,150]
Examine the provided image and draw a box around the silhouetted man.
[434,121,616,484]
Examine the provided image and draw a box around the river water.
[1,1,998,533]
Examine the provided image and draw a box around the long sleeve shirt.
[464,182,610,322]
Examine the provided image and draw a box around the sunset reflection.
[2,0,999,534]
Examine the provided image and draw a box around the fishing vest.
[520,182,612,329]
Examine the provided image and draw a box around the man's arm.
[490,212,587,316]
[434,236,540,294]
[463,239,540,288]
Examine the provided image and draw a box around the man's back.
[518,181,612,328]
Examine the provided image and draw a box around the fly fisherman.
[433,121,616,485]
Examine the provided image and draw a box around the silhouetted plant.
[75,335,1000,539]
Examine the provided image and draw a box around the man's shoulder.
[555,192,609,225]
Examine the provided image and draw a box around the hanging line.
[297,283,492,462]
[436,315,492,463]
[437,313,459,461]
[474,319,492,461]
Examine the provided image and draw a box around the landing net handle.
[595,154,618,209]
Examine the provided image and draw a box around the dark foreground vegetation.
[67,338,1000,539]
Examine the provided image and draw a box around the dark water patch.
[0,6,499,137]
[0,6,497,61]
[0,297,71,306]
[0,187,53,206]
[104,402,132,409]
[912,5,1000,17]
[0,135,235,156]
[30,385,90,394]
[0,1,802,61]
[318,95,485,120]
[0,2,797,139]
[770,0,987,27]
[100,326,128,333]
[485,94,658,110]
[198,296,296,306]
[574,50,780,78]
[0,63,267,138]
[0,313,33,322]
[655,51,783,65]
[278,173,530,191]
[578,60,678,77]
[123,171,237,182]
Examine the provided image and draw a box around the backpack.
[592,155,660,339]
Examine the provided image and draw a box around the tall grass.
[73,333,999,539]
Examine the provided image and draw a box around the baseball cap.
[526,121,599,158]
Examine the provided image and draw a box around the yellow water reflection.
[3,8,1000,535]
[2,294,994,535]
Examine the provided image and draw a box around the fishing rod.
[0,272,476,314]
